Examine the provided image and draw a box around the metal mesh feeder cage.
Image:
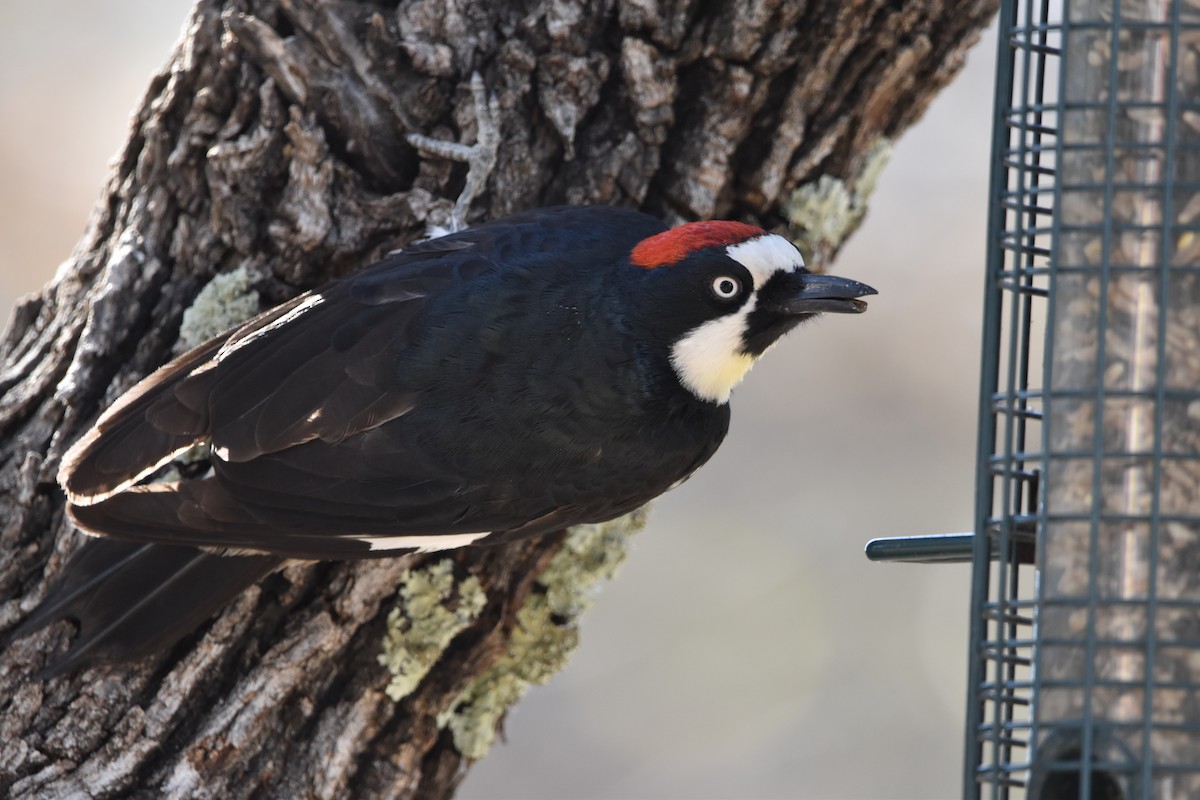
[868,0,1200,796]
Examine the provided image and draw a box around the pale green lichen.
[437,507,648,759]
[378,559,487,701]
[177,264,261,350]
[784,138,893,267]
[854,137,892,204]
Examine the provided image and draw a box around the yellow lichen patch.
[377,559,487,701]
[177,265,261,350]
[437,507,648,759]
[784,138,893,267]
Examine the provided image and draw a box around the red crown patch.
[630,220,766,269]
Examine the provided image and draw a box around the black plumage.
[62,206,721,557]
[15,205,875,672]
[9,541,278,676]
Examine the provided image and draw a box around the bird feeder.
[867,0,1200,796]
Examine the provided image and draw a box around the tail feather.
[9,538,279,676]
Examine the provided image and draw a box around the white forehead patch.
[725,234,805,288]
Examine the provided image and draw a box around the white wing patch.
[364,531,490,553]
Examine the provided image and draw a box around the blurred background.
[0,4,995,797]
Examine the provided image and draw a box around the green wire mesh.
[966,0,1200,798]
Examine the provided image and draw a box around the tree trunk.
[0,0,996,797]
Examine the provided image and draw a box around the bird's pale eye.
[710,275,741,300]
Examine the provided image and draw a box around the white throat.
[669,233,805,404]
[670,297,760,403]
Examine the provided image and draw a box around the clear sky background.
[0,4,995,797]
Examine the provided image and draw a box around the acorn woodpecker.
[13,205,875,673]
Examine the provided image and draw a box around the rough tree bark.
[0,1,996,797]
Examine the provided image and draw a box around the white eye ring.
[710,275,741,300]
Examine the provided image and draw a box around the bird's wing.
[60,207,669,558]
[60,233,486,505]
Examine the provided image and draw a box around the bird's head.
[628,220,876,404]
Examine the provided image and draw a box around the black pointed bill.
[740,269,877,358]
[769,270,877,315]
